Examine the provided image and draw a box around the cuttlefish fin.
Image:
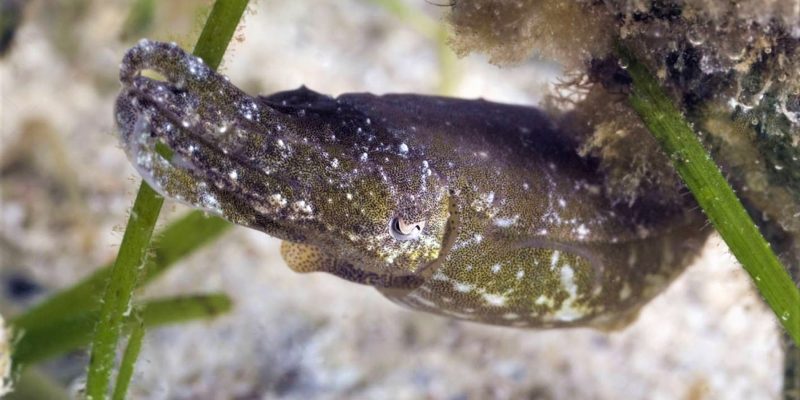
[279,241,335,274]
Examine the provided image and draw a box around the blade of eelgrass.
[10,211,230,332]
[12,294,232,366]
[85,1,249,397]
[192,0,250,71]
[111,320,145,400]
[5,368,71,400]
[85,182,163,398]
[616,44,800,345]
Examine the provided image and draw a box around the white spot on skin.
[451,234,484,252]
[454,282,475,293]
[515,269,525,280]
[550,264,585,322]
[186,55,208,78]
[552,302,584,322]
[200,193,221,214]
[238,100,259,121]
[432,271,449,281]
[268,193,287,208]
[535,295,553,306]
[560,265,577,296]
[137,38,153,50]
[292,200,313,215]
[502,313,520,320]
[550,251,560,269]
[398,143,409,154]
[574,224,590,239]
[228,170,238,180]
[482,292,507,307]
[558,198,567,208]
[471,191,496,213]
[491,264,502,274]
[493,215,519,228]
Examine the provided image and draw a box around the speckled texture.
[115,40,710,328]
[0,1,784,399]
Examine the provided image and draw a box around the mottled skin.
[115,41,711,329]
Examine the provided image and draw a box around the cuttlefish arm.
[115,40,711,329]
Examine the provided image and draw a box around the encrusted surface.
[448,0,800,269]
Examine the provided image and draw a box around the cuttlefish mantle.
[115,40,711,329]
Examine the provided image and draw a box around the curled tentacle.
[120,40,210,87]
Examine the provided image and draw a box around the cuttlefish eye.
[389,217,425,241]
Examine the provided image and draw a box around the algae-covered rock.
[447,0,800,271]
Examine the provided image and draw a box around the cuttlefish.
[114,40,710,329]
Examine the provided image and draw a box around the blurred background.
[0,1,783,399]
